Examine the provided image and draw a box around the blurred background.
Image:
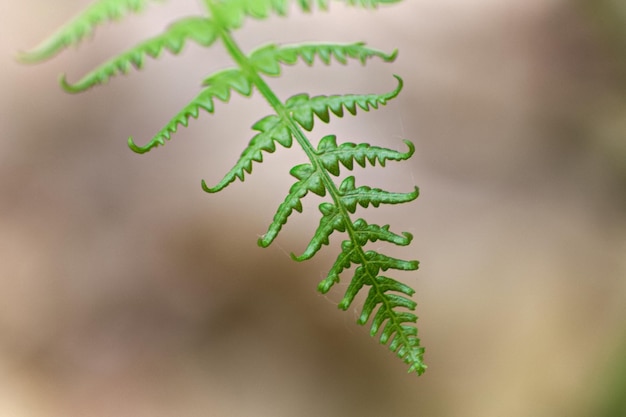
[1,0,625,416]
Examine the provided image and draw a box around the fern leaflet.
[286,75,403,131]
[202,115,292,192]
[316,134,414,175]
[249,42,397,75]
[18,0,162,63]
[128,68,252,153]
[61,17,218,92]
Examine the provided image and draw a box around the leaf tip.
[290,251,310,262]
[127,136,154,154]
[15,50,36,64]
[390,74,404,97]
[201,179,217,193]
[412,186,420,200]
[59,73,83,93]
[15,47,53,64]
[402,139,415,158]
[409,362,427,375]
[317,280,332,294]
[387,48,399,62]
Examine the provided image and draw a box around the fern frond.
[61,17,218,92]
[202,115,292,192]
[249,42,397,76]
[316,135,414,176]
[258,163,326,247]
[24,0,425,376]
[128,68,252,153]
[286,75,403,131]
[18,0,162,63]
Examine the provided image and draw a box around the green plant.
[20,0,426,375]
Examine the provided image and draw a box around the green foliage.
[22,0,425,375]
[18,0,163,63]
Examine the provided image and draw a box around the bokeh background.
[2,0,625,416]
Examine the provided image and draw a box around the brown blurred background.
[2,0,625,416]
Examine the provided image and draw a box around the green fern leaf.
[316,135,414,176]
[61,17,218,92]
[292,202,346,261]
[362,250,419,272]
[338,264,368,309]
[286,75,403,131]
[317,221,412,293]
[318,240,358,293]
[338,176,419,213]
[337,254,418,310]
[249,42,397,76]
[258,163,326,247]
[202,115,292,192]
[335,253,425,374]
[361,285,416,325]
[23,0,426,376]
[294,215,413,262]
[352,218,413,246]
[370,275,415,297]
[359,274,425,374]
[337,254,414,310]
[18,0,162,63]
[128,68,252,153]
